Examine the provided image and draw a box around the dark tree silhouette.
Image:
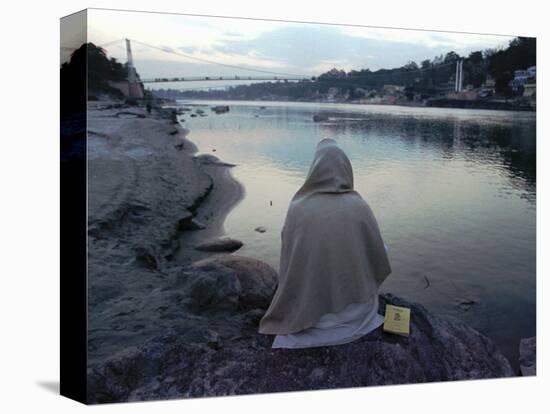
[61,42,129,113]
[153,36,535,102]
[488,37,536,95]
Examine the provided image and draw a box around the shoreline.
[175,157,245,263]
[172,123,245,265]
[87,100,245,262]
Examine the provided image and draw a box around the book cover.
[384,304,411,337]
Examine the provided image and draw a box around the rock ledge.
[87,256,513,404]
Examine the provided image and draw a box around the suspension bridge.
[100,38,313,87]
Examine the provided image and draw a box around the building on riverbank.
[510,66,536,93]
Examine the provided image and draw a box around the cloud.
[88,9,515,78]
[208,24,513,74]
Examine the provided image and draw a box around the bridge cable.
[129,38,312,79]
[98,38,126,48]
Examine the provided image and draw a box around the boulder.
[519,336,536,376]
[192,255,278,310]
[194,237,243,252]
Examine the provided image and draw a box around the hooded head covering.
[293,138,354,199]
[259,139,391,335]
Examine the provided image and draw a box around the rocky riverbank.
[87,254,514,404]
[86,100,516,404]
[87,100,244,365]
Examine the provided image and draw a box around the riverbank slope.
[87,100,244,365]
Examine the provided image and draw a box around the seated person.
[259,138,391,348]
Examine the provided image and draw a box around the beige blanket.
[259,139,391,335]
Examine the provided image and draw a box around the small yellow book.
[383,304,411,336]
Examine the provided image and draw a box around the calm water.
[178,100,536,369]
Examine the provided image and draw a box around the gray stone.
[181,264,241,312]
[192,255,278,310]
[194,237,243,252]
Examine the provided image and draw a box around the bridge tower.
[125,38,144,98]
[455,59,463,92]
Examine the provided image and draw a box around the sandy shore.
[87,100,244,365]
[174,154,245,264]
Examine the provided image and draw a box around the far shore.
[157,95,536,112]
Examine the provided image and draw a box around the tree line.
[172,36,535,101]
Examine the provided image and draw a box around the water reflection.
[319,115,535,204]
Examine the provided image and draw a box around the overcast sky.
[86,9,515,80]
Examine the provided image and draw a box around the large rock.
[87,288,514,404]
[194,237,243,252]
[192,255,278,310]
